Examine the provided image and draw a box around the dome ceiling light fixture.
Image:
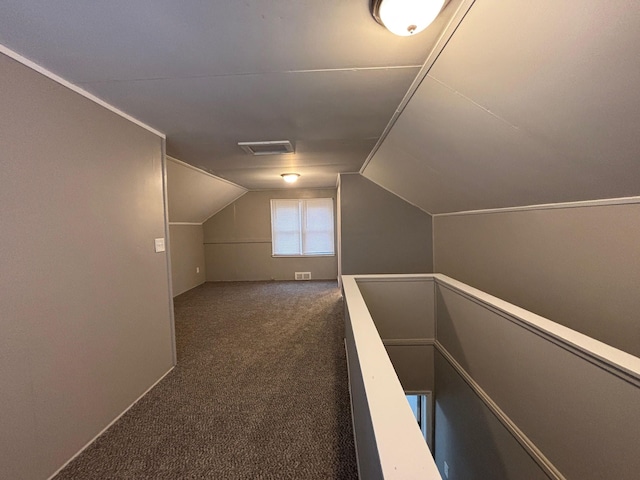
[281,173,300,183]
[371,0,446,36]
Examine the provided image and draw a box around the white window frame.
[406,391,434,452]
[270,198,335,257]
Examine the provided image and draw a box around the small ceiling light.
[371,0,445,36]
[281,173,300,183]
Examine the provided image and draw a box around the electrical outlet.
[444,461,449,478]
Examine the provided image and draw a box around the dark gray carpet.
[55,281,358,479]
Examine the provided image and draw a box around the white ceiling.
[364,0,640,213]
[0,0,462,190]
[166,157,246,224]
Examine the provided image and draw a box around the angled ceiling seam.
[346,173,436,216]
[78,65,426,86]
[426,74,521,131]
[360,0,477,174]
[0,43,165,139]
[167,155,248,191]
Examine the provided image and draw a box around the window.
[406,393,433,452]
[270,198,335,256]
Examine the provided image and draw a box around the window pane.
[274,232,301,255]
[271,200,301,255]
[304,231,334,255]
[406,395,419,422]
[271,198,334,257]
[302,199,334,255]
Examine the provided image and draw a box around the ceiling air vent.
[238,140,294,156]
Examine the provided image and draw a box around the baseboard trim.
[46,366,175,480]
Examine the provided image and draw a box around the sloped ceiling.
[363,0,640,214]
[0,0,464,190]
[167,157,246,224]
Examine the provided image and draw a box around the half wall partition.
[343,274,640,480]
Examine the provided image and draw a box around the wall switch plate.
[196,267,200,273]
[154,238,165,253]
[444,461,449,478]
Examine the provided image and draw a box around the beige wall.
[0,53,174,479]
[346,274,640,478]
[169,224,206,296]
[203,189,338,281]
[434,352,548,480]
[435,281,640,479]
[166,157,246,224]
[339,174,433,275]
[357,278,436,393]
[434,202,640,357]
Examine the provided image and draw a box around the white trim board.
[435,343,565,480]
[248,186,339,193]
[343,273,640,383]
[346,172,435,216]
[201,190,248,224]
[344,338,363,480]
[435,276,640,386]
[166,156,248,191]
[382,338,434,347]
[46,366,175,480]
[433,196,640,217]
[0,44,165,139]
[360,0,477,174]
[169,222,203,226]
[161,141,178,366]
[342,275,442,479]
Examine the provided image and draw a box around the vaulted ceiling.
[363,0,640,213]
[1,0,638,213]
[0,0,462,190]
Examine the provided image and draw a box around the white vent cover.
[295,272,311,280]
[238,140,294,156]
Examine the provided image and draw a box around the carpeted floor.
[55,281,359,479]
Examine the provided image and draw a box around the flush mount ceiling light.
[281,173,300,183]
[371,0,445,36]
[238,140,294,156]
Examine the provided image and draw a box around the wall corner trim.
[0,43,165,139]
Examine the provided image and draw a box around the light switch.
[154,237,165,253]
